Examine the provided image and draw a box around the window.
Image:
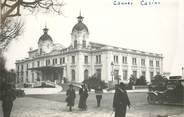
[122,56,127,64]
[60,58,62,64]
[141,59,145,66]
[74,40,77,48]
[71,70,75,81]
[84,69,89,80]
[83,40,86,48]
[84,56,88,64]
[96,69,101,80]
[132,58,137,65]
[133,70,137,78]
[96,55,101,64]
[60,57,65,64]
[52,59,55,65]
[32,72,34,82]
[156,72,160,75]
[55,59,57,64]
[17,65,19,71]
[142,71,146,77]
[156,61,160,67]
[26,71,28,79]
[52,58,57,65]
[114,70,119,80]
[72,56,75,64]
[149,60,153,67]
[114,55,119,64]
[46,59,50,66]
[21,65,24,70]
[63,57,65,64]
[150,71,154,80]
[37,61,40,67]
[26,64,29,70]
[123,70,128,80]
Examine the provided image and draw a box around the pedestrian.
[95,85,103,107]
[113,82,131,117]
[78,84,88,110]
[2,83,16,117]
[66,84,76,111]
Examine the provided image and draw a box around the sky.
[4,0,184,76]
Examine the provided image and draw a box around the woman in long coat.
[66,84,76,111]
[78,84,88,110]
[113,82,131,117]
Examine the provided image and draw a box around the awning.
[28,65,64,71]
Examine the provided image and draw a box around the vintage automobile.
[147,79,184,105]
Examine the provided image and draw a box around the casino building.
[15,14,163,84]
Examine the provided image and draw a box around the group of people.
[0,82,130,117]
[66,84,91,111]
[66,82,131,117]
[66,84,104,111]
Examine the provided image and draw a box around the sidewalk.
[10,97,184,117]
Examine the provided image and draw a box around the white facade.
[15,14,163,84]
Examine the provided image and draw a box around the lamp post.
[182,67,184,79]
[111,62,114,82]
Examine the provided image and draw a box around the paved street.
[9,92,184,117]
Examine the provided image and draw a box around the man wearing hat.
[2,83,16,117]
[113,82,131,117]
[66,84,76,111]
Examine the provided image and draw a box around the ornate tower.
[38,27,53,54]
[71,13,89,49]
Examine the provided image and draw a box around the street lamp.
[111,62,114,82]
[182,67,184,79]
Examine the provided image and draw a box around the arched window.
[96,69,101,80]
[84,69,89,80]
[71,70,75,81]
[74,40,77,48]
[82,40,86,48]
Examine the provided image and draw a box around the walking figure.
[95,85,103,107]
[2,83,16,117]
[66,84,76,111]
[113,82,130,117]
[78,84,88,110]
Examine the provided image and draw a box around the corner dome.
[38,27,53,43]
[72,14,89,33]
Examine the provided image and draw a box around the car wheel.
[147,94,156,104]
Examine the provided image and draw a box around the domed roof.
[38,27,53,43]
[72,14,89,33]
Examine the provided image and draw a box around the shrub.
[83,76,108,90]
[135,76,147,85]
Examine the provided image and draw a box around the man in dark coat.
[2,83,16,117]
[66,84,76,111]
[113,82,130,117]
[95,85,103,107]
[78,84,88,110]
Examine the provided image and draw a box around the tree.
[0,0,65,50]
[1,0,65,23]
[83,74,108,90]
[151,74,168,91]
[0,0,65,82]
[135,75,147,85]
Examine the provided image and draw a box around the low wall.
[19,85,62,95]
[132,85,148,90]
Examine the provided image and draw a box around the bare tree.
[0,19,23,50]
[0,0,64,50]
[1,0,65,23]
[0,0,64,81]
